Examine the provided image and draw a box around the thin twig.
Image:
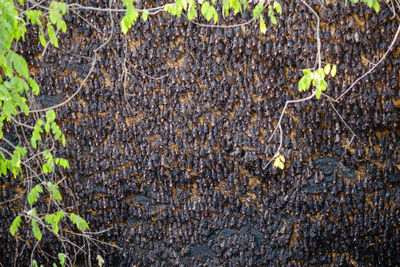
[41,29,59,58]
[336,23,400,101]
[125,61,169,81]
[11,117,35,130]
[68,3,167,15]
[321,92,338,103]
[28,56,97,113]
[263,91,316,170]
[328,101,356,146]
[185,15,255,28]
[300,0,321,70]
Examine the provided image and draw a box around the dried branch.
[336,23,400,101]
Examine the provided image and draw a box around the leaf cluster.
[26,1,68,47]
[298,64,337,99]
[273,151,285,170]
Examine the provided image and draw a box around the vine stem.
[67,3,167,15]
[300,0,321,70]
[27,55,97,113]
[263,91,316,169]
[336,22,400,101]
[328,100,356,146]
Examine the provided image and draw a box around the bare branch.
[28,56,97,113]
[328,101,357,147]
[300,0,321,70]
[336,23,400,101]
[185,15,255,28]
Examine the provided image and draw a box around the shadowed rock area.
[1,0,400,266]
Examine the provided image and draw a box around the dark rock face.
[1,0,400,266]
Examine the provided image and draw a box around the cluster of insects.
[0,0,399,266]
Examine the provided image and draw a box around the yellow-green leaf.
[10,216,22,236]
[273,1,282,14]
[260,17,267,34]
[324,64,331,75]
[331,64,337,77]
[32,219,42,241]
[142,11,148,21]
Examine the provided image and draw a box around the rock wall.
[1,0,400,266]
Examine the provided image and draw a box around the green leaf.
[231,0,242,15]
[34,124,43,134]
[27,184,43,207]
[259,17,267,34]
[324,64,331,75]
[58,253,66,267]
[69,213,89,232]
[201,1,210,18]
[33,130,41,141]
[26,10,43,26]
[1,158,7,175]
[55,158,69,169]
[122,0,132,8]
[32,219,42,241]
[46,110,56,123]
[317,68,325,79]
[47,182,62,201]
[270,15,277,25]
[252,3,264,19]
[58,20,67,33]
[298,74,311,92]
[32,260,38,267]
[45,122,50,133]
[372,0,379,13]
[61,134,66,147]
[121,16,130,35]
[7,51,29,79]
[10,216,22,236]
[273,1,282,14]
[54,130,62,140]
[240,0,248,10]
[31,136,37,149]
[188,4,197,20]
[177,0,188,10]
[315,88,321,99]
[331,64,337,77]
[302,69,312,75]
[45,211,65,234]
[47,24,58,48]
[43,162,52,174]
[28,78,40,95]
[39,33,47,47]
[142,11,148,21]
[320,79,328,91]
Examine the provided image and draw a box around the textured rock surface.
[1,0,400,266]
